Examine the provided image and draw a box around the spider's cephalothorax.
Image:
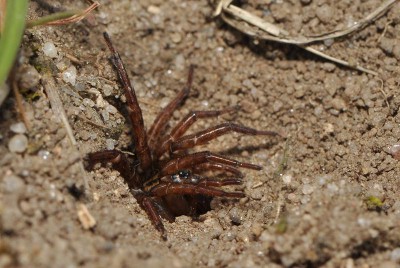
[86,32,280,240]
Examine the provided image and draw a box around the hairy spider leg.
[160,173,243,187]
[86,150,139,187]
[150,183,245,199]
[170,122,279,152]
[196,177,243,187]
[154,108,237,159]
[147,66,194,149]
[192,162,244,178]
[159,151,262,177]
[103,32,152,178]
[138,194,168,240]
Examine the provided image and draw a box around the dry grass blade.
[11,78,30,130]
[27,1,100,27]
[215,0,398,76]
[42,73,89,192]
[45,1,99,26]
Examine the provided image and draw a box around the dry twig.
[42,73,89,192]
[215,0,398,76]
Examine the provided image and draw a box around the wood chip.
[77,203,96,229]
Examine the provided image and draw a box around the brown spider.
[86,32,279,240]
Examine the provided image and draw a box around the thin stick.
[11,78,30,130]
[42,73,89,192]
[215,0,397,76]
[26,1,100,28]
[218,0,397,44]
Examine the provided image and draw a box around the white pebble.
[302,184,314,195]
[56,61,68,71]
[316,4,334,23]
[8,134,28,153]
[357,217,370,227]
[90,133,98,140]
[201,100,209,107]
[388,144,400,159]
[159,97,170,108]
[106,139,115,150]
[282,174,292,185]
[147,5,161,14]
[38,150,51,160]
[3,174,25,193]
[43,42,58,58]
[390,248,400,262]
[102,84,113,96]
[174,54,185,70]
[101,110,109,121]
[323,38,334,47]
[83,98,95,107]
[10,122,27,134]
[106,105,118,114]
[62,66,77,86]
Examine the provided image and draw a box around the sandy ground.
[1,0,400,267]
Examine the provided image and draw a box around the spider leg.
[147,66,194,149]
[103,32,152,177]
[159,151,261,177]
[197,178,243,187]
[154,107,236,159]
[170,122,279,152]
[137,194,168,240]
[151,183,245,199]
[192,163,244,178]
[86,150,135,183]
[152,197,176,223]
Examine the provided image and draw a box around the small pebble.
[3,174,25,193]
[106,105,118,114]
[8,134,28,153]
[147,5,161,14]
[63,65,77,86]
[77,204,96,230]
[56,61,68,71]
[393,44,400,60]
[377,261,397,268]
[102,84,113,96]
[390,248,400,262]
[302,184,314,195]
[10,122,27,134]
[316,4,334,23]
[322,63,336,72]
[388,144,400,160]
[18,65,41,89]
[229,207,243,225]
[323,38,334,47]
[38,150,51,160]
[272,100,283,112]
[174,54,185,70]
[101,110,110,121]
[282,174,292,185]
[327,183,339,193]
[171,32,182,43]
[224,232,236,241]
[43,42,58,58]
[251,223,263,238]
[83,98,95,107]
[379,37,394,54]
[287,193,299,203]
[106,139,115,150]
